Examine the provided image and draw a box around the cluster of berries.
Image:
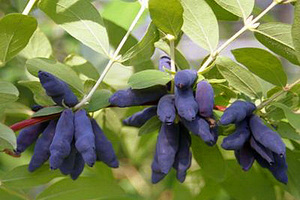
[110,57,217,183]
[15,71,118,179]
[220,101,287,183]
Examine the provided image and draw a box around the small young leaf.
[149,0,183,37]
[0,14,37,66]
[32,106,64,118]
[0,123,16,150]
[191,135,227,181]
[85,89,112,112]
[19,28,52,59]
[232,48,287,87]
[18,81,54,106]
[139,116,161,136]
[181,0,219,52]
[272,102,300,130]
[38,0,110,57]
[64,54,100,80]
[254,22,299,65]
[128,69,172,89]
[216,57,262,99]
[0,81,19,105]
[26,58,84,94]
[213,0,255,19]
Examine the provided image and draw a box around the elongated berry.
[174,69,197,89]
[49,109,74,169]
[159,56,171,72]
[109,86,167,107]
[157,94,176,124]
[155,123,179,174]
[195,80,214,117]
[249,115,285,156]
[91,119,119,168]
[38,71,78,107]
[59,143,77,175]
[123,106,157,127]
[151,146,167,184]
[249,137,274,164]
[221,120,250,150]
[173,124,192,183]
[175,87,198,121]
[220,101,256,125]
[74,109,96,167]
[28,120,57,172]
[181,116,215,146]
[16,122,48,153]
[70,152,85,180]
[235,143,254,171]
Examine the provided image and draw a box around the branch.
[198,1,279,73]
[22,0,37,15]
[74,4,146,110]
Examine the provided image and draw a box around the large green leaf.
[292,0,300,63]
[205,0,239,21]
[272,102,300,131]
[20,28,52,59]
[216,57,262,99]
[277,121,300,141]
[0,81,19,105]
[149,0,183,37]
[26,58,84,94]
[85,89,112,112]
[128,69,172,89]
[232,48,287,87]
[37,177,125,200]
[0,123,16,150]
[18,81,54,106]
[0,165,62,189]
[38,0,110,57]
[254,22,299,65]
[213,0,254,19]
[181,0,219,52]
[0,13,37,66]
[122,23,159,65]
[64,54,99,80]
[191,135,227,182]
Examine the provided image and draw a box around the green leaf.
[0,123,16,150]
[292,0,300,63]
[204,0,239,21]
[122,23,159,65]
[181,0,219,52]
[1,165,62,189]
[37,177,125,200]
[38,0,109,57]
[85,89,112,112]
[0,81,19,105]
[26,58,84,94]
[64,54,100,80]
[19,28,52,59]
[128,69,172,89]
[216,57,262,99]
[271,102,300,130]
[277,121,300,141]
[32,106,64,118]
[286,149,300,199]
[18,81,54,106]
[149,0,183,37]
[154,39,190,70]
[138,116,161,136]
[0,188,24,200]
[191,135,226,181]
[0,13,37,66]
[254,22,299,65]
[213,0,254,19]
[232,48,287,87]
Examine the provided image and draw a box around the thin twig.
[22,0,37,15]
